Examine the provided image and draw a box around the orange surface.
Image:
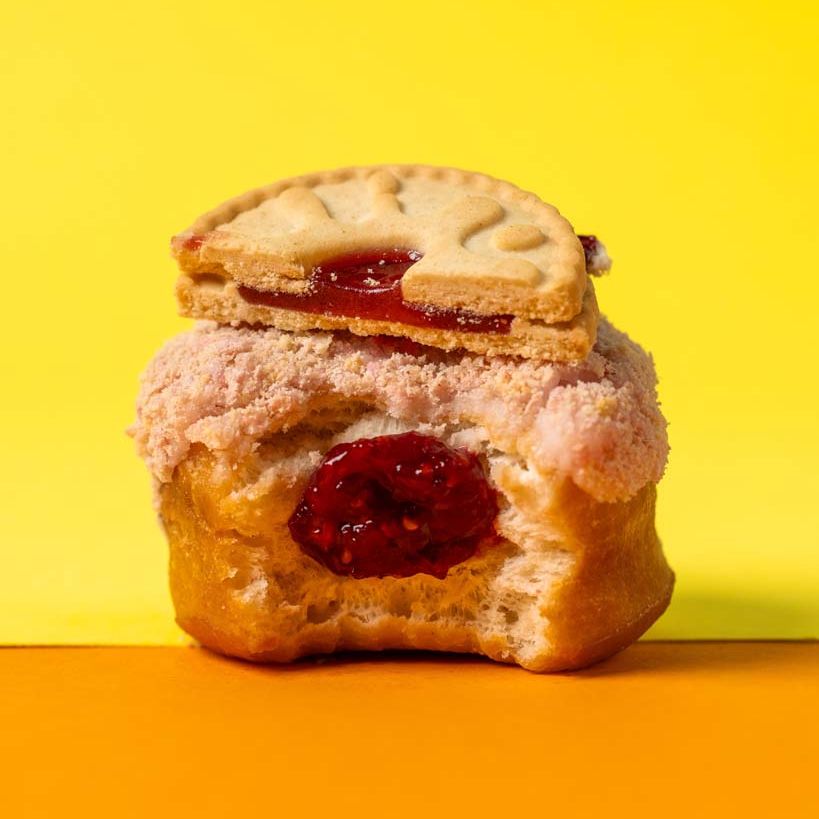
[2,644,817,818]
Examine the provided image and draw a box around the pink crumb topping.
[129,321,668,503]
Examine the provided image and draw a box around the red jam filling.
[368,335,436,357]
[182,234,206,251]
[578,234,601,268]
[237,249,514,334]
[288,432,498,579]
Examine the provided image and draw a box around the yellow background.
[1,1,817,644]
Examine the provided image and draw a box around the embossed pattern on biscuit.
[173,165,590,323]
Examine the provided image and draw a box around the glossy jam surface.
[238,249,514,334]
[288,432,498,579]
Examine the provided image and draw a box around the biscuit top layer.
[172,165,592,322]
[130,321,667,503]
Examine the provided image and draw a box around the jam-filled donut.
[132,320,672,671]
[131,165,672,671]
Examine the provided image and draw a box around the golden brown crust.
[171,165,598,361]
[160,447,672,672]
[530,481,674,672]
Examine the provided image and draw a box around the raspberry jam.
[288,432,498,579]
[578,235,601,269]
[237,249,514,334]
[181,234,206,251]
[368,335,435,357]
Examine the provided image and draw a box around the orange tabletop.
[2,643,817,818]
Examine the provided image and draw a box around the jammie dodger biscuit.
[171,165,610,362]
